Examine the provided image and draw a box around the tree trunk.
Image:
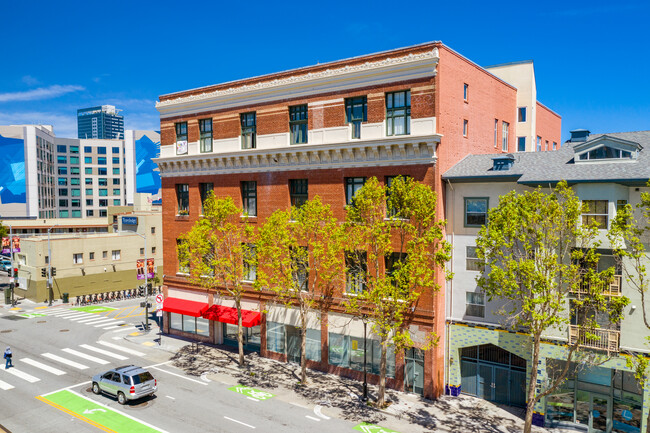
[378,335,387,407]
[236,299,244,367]
[300,312,307,384]
[524,332,542,433]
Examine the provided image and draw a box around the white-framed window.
[466,292,485,318]
[466,246,482,271]
[518,107,526,122]
[502,122,509,152]
[494,119,498,148]
[73,253,83,264]
[243,244,256,281]
[463,83,469,101]
[537,136,542,152]
[582,200,608,228]
[140,248,145,256]
[102,251,107,259]
[152,247,156,255]
[111,250,121,260]
[463,119,468,137]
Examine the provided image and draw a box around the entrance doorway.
[576,393,612,433]
[404,348,424,395]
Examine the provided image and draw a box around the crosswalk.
[38,308,136,331]
[0,341,147,392]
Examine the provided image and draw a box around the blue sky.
[0,0,648,141]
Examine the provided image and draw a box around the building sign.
[136,258,155,280]
[176,140,188,155]
[121,216,138,226]
[1,236,20,254]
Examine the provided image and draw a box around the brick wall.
[535,102,562,150]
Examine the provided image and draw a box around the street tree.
[609,184,650,432]
[0,222,7,240]
[255,196,345,384]
[344,176,450,407]
[177,193,254,367]
[475,181,629,433]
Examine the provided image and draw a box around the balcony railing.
[568,325,620,355]
[575,275,622,296]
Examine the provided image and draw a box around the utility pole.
[47,225,58,306]
[9,225,14,306]
[119,228,149,330]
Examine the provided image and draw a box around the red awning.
[202,305,261,328]
[162,297,209,317]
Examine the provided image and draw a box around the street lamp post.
[47,224,59,306]
[362,314,368,402]
[119,229,149,330]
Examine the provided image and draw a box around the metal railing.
[568,325,620,354]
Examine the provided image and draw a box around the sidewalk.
[123,330,581,433]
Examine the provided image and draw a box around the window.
[466,246,482,271]
[582,200,608,228]
[494,119,498,148]
[537,136,542,152]
[199,118,213,153]
[97,147,106,155]
[199,183,213,213]
[517,137,526,152]
[112,147,120,154]
[345,96,367,139]
[176,239,189,273]
[345,177,366,206]
[71,199,80,207]
[240,113,256,149]
[70,145,79,154]
[386,90,410,136]
[99,210,107,217]
[57,145,66,153]
[113,199,120,206]
[112,178,120,185]
[84,146,92,153]
[98,199,108,207]
[289,179,308,208]
[111,250,121,260]
[385,252,407,292]
[59,188,68,196]
[59,210,69,218]
[152,247,156,255]
[86,199,93,206]
[140,248,145,256]
[518,107,527,122]
[241,181,257,216]
[58,177,67,186]
[328,332,396,377]
[70,178,80,185]
[103,251,107,259]
[112,168,120,175]
[243,244,256,281]
[291,246,309,291]
[72,210,81,218]
[578,146,635,161]
[175,122,188,155]
[345,251,367,293]
[553,141,557,150]
[465,198,489,227]
[59,199,68,207]
[151,227,156,234]
[85,168,93,175]
[70,156,79,164]
[175,184,189,215]
[463,119,468,137]
[58,167,67,175]
[98,157,106,165]
[99,189,108,196]
[86,210,94,217]
[502,122,509,152]
[98,168,107,175]
[112,157,119,164]
[57,156,67,164]
[545,140,549,151]
[71,167,79,175]
[463,83,469,101]
[289,105,308,145]
[112,188,120,195]
[84,156,92,164]
[466,292,485,317]
[73,253,83,264]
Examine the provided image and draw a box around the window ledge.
[176,272,190,277]
[175,215,190,221]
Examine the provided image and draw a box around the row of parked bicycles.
[74,286,161,306]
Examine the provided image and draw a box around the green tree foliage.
[177,193,254,367]
[255,196,345,384]
[609,184,650,432]
[344,176,450,407]
[476,181,629,433]
[0,222,7,241]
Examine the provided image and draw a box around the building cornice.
[156,49,439,119]
[154,135,440,178]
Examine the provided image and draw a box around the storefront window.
[266,321,285,354]
[168,313,209,335]
[328,332,395,377]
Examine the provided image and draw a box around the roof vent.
[569,129,590,143]
[492,154,515,171]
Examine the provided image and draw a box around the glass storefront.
[266,321,320,362]
[222,323,261,351]
[169,313,210,335]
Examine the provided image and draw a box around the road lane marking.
[111,326,136,333]
[76,317,111,324]
[21,358,66,375]
[150,366,208,385]
[68,314,100,321]
[96,341,145,356]
[306,415,321,422]
[61,348,109,365]
[82,318,117,325]
[41,353,88,370]
[224,416,256,429]
[165,395,175,400]
[95,320,123,328]
[79,344,128,360]
[102,324,124,330]
[247,397,258,401]
[314,405,331,420]
[2,367,40,383]
[0,379,14,390]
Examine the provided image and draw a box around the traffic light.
[13,268,18,278]
[41,268,47,278]
[147,283,152,295]
[52,267,57,276]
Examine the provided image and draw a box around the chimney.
[569,129,590,143]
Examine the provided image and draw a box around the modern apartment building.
[0,125,161,220]
[154,42,561,400]
[443,130,650,431]
[77,105,124,139]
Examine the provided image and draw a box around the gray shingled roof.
[442,131,650,185]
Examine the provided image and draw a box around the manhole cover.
[37,320,46,323]
[0,330,11,333]
[130,401,149,408]
[60,329,69,332]
[1,316,27,321]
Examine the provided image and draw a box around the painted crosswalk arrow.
[82,408,106,414]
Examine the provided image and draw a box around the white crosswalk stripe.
[112,326,136,333]
[82,318,115,325]
[95,320,123,328]
[0,379,14,390]
[96,341,145,356]
[48,311,86,317]
[68,314,100,321]
[102,324,124,330]
[79,344,128,360]
[2,367,40,383]
[61,348,109,365]
[41,353,89,370]
[75,316,108,323]
[20,358,66,376]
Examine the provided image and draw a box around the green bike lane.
[37,389,169,433]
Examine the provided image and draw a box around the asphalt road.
[0,299,363,433]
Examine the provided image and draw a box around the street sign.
[156,310,162,317]
[155,293,164,304]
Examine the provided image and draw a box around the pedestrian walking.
[4,347,12,369]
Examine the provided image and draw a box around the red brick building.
[154,42,561,400]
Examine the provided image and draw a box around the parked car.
[0,260,11,274]
[91,365,157,404]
